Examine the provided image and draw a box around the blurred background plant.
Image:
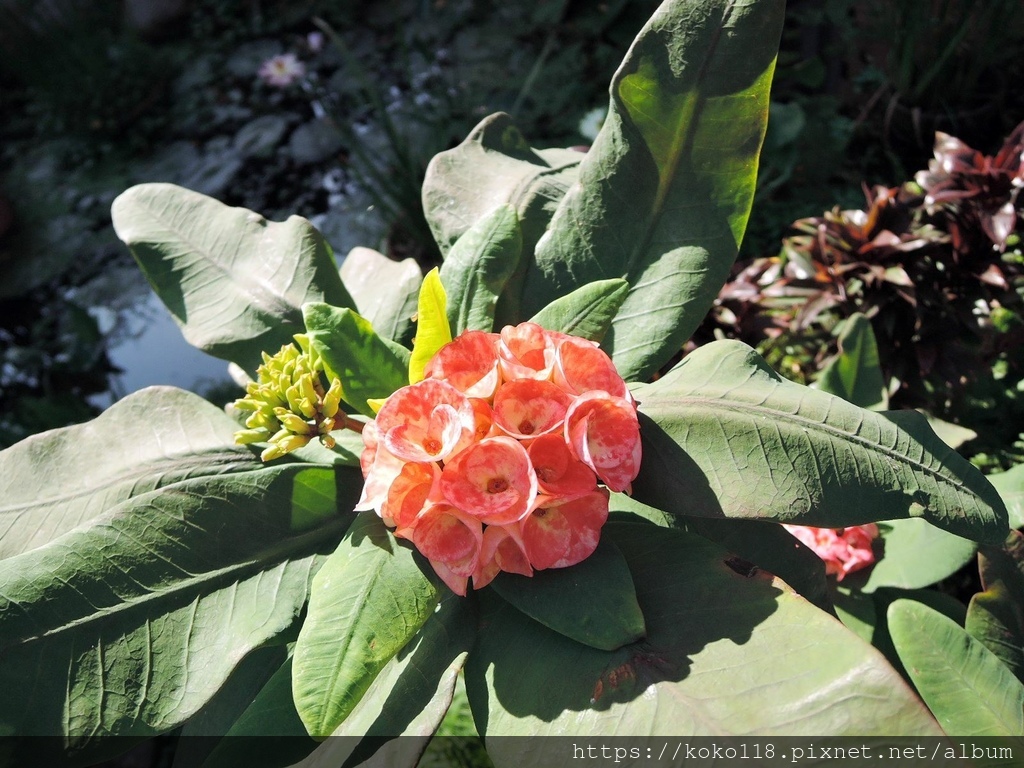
[855,0,1024,164]
[0,0,173,154]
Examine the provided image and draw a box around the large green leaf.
[632,340,1008,542]
[111,183,353,372]
[990,463,1024,530]
[529,278,629,344]
[173,644,301,768]
[523,0,785,380]
[303,303,410,418]
[0,465,359,767]
[340,247,422,346]
[422,113,581,260]
[192,652,318,768]
[439,204,522,335]
[967,531,1024,682]
[847,518,977,593]
[610,493,832,613]
[293,592,476,768]
[490,538,645,651]
[466,522,941,747]
[889,599,1024,737]
[292,513,442,738]
[813,313,887,410]
[421,113,582,326]
[0,386,261,560]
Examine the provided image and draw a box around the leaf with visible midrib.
[632,340,1007,543]
[439,204,522,335]
[468,523,941,742]
[529,279,629,343]
[0,386,262,561]
[889,599,1024,737]
[523,0,786,381]
[490,538,645,651]
[292,513,441,738]
[0,464,359,767]
[112,183,353,372]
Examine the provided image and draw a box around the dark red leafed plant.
[699,119,1024,425]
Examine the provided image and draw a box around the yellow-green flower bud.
[275,409,315,435]
[322,378,343,418]
[232,339,347,461]
[235,428,270,445]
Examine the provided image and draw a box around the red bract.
[359,322,641,594]
[783,523,880,581]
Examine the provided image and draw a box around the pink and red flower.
[783,523,880,581]
[358,322,641,594]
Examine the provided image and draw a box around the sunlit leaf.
[303,303,410,418]
[439,204,522,335]
[522,0,785,380]
[467,523,941,745]
[632,340,1008,543]
[340,247,422,346]
[111,183,353,372]
[529,279,629,343]
[0,387,261,561]
[0,465,358,767]
[889,599,1024,737]
[292,514,441,738]
[408,268,452,384]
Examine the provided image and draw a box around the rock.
[233,114,291,158]
[135,140,243,199]
[288,118,344,165]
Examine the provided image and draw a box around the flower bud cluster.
[358,322,641,595]
[233,336,343,461]
[783,524,879,581]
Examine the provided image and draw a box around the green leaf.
[529,278,629,343]
[813,313,887,410]
[847,518,977,593]
[832,586,877,644]
[609,493,832,614]
[0,465,358,767]
[989,463,1024,530]
[966,531,1024,682]
[466,523,941,742]
[422,113,581,261]
[421,113,582,326]
[888,599,1024,737]
[632,340,1008,542]
[408,268,452,384]
[295,592,476,768]
[522,0,786,380]
[193,652,319,768]
[292,513,441,738]
[439,204,522,335]
[111,183,353,372]
[303,303,410,418]
[340,247,422,346]
[490,538,645,651]
[173,644,302,768]
[0,386,262,561]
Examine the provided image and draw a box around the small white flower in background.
[578,106,607,142]
[258,53,306,87]
[306,32,324,53]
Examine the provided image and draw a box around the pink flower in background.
[258,53,306,87]
[359,322,641,594]
[784,523,880,580]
